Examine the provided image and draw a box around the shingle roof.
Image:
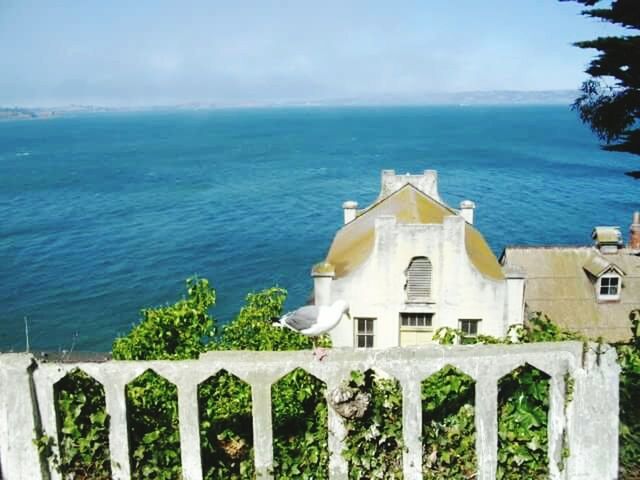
[501,246,640,342]
[322,184,504,280]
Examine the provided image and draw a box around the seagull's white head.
[333,300,351,319]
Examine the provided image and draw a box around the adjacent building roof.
[321,183,504,280]
[501,246,640,342]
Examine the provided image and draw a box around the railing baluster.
[402,378,422,480]
[475,375,498,480]
[33,376,62,480]
[177,380,203,480]
[0,355,43,479]
[252,381,274,479]
[547,372,567,480]
[326,379,349,480]
[103,378,132,480]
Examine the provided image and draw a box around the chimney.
[459,200,476,224]
[592,226,623,254]
[342,201,358,224]
[630,211,640,250]
[311,262,335,306]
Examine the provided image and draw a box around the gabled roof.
[322,184,504,280]
[502,246,640,342]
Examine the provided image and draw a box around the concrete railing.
[0,342,619,480]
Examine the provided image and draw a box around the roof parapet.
[379,169,441,203]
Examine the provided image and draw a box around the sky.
[0,0,629,107]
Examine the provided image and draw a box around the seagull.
[274,300,350,358]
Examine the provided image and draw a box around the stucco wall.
[328,215,518,348]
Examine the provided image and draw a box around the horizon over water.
[0,105,638,352]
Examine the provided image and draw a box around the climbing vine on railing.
[619,310,640,479]
[341,369,404,479]
[421,366,476,479]
[54,370,111,480]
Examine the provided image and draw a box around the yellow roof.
[323,184,504,280]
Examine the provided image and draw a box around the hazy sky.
[0,0,628,107]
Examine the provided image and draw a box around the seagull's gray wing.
[283,306,321,331]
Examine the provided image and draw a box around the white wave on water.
[16,152,31,157]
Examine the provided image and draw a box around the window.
[406,256,432,302]
[600,277,619,295]
[459,319,481,344]
[355,318,375,348]
[598,275,620,300]
[400,312,433,328]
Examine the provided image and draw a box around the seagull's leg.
[312,336,328,361]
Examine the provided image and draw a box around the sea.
[0,106,637,352]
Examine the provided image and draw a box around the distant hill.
[1,90,579,115]
[0,107,56,120]
[298,90,579,107]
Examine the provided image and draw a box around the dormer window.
[583,254,624,303]
[598,274,621,301]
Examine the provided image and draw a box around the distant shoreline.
[1,90,578,117]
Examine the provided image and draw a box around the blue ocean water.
[0,106,637,351]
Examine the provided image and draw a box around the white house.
[311,169,526,348]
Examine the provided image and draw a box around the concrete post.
[251,382,274,479]
[103,378,132,480]
[547,372,567,480]
[401,378,423,480]
[177,380,203,480]
[566,345,619,480]
[32,374,63,480]
[475,375,498,480]
[326,379,349,480]
[0,354,42,480]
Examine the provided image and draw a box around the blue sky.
[0,0,627,107]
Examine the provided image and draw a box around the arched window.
[405,256,432,301]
